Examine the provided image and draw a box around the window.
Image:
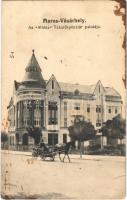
[96,105,101,113]
[17,102,20,128]
[23,103,30,127]
[96,123,101,127]
[108,107,111,113]
[74,103,80,110]
[96,106,98,113]
[64,102,67,111]
[13,106,15,126]
[64,118,67,127]
[34,117,41,127]
[48,117,57,125]
[52,80,54,89]
[96,120,101,127]
[87,104,90,112]
[10,136,12,145]
[35,101,41,110]
[64,102,67,114]
[16,134,22,143]
[99,85,100,93]
[98,106,101,112]
[115,108,118,114]
[48,102,58,125]
[23,118,30,127]
[34,103,41,126]
[63,134,67,144]
[19,134,22,143]
[10,136,14,145]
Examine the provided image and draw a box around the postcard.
[1,0,126,199]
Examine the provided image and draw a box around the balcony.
[47,124,59,131]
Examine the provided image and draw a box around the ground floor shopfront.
[8,128,71,147]
[7,129,124,153]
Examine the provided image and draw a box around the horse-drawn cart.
[32,141,75,162]
[32,145,57,161]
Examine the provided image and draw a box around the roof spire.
[32,49,35,54]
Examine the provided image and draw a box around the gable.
[46,74,60,95]
[93,80,105,95]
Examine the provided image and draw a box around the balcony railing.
[48,118,58,125]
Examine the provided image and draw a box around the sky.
[2,0,125,119]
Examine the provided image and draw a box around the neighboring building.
[7,50,122,146]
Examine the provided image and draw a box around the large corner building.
[7,50,122,146]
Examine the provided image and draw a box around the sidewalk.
[1,150,125,162]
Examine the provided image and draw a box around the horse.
[54,141,75,162]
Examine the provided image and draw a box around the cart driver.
[39,139,48,152]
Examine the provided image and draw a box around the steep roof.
[13,51,121,98]
[104,87,121,97]
[58,82,121,97]
[22,50,46,88]
[7,97,13,109]
[59,82,95,94]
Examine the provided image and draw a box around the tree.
[68,117,96,157]
[102,115,125,145]
[26,127,42,145]
[1,131,8,149]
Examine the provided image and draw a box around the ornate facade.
[7,50,122,146]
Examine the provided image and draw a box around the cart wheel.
[41,154,45,161]
[51,156,55,161]
[32,152,37,158]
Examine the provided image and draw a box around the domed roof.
[22,50,46,88]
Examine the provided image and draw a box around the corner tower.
[8,50,47,146]
[22,50,46,88]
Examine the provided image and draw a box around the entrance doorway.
[48,133,58,146]
[22,133,28,145]
[16,133,19,145]
[63,134,67,144]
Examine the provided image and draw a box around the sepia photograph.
[1,0,126,199]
